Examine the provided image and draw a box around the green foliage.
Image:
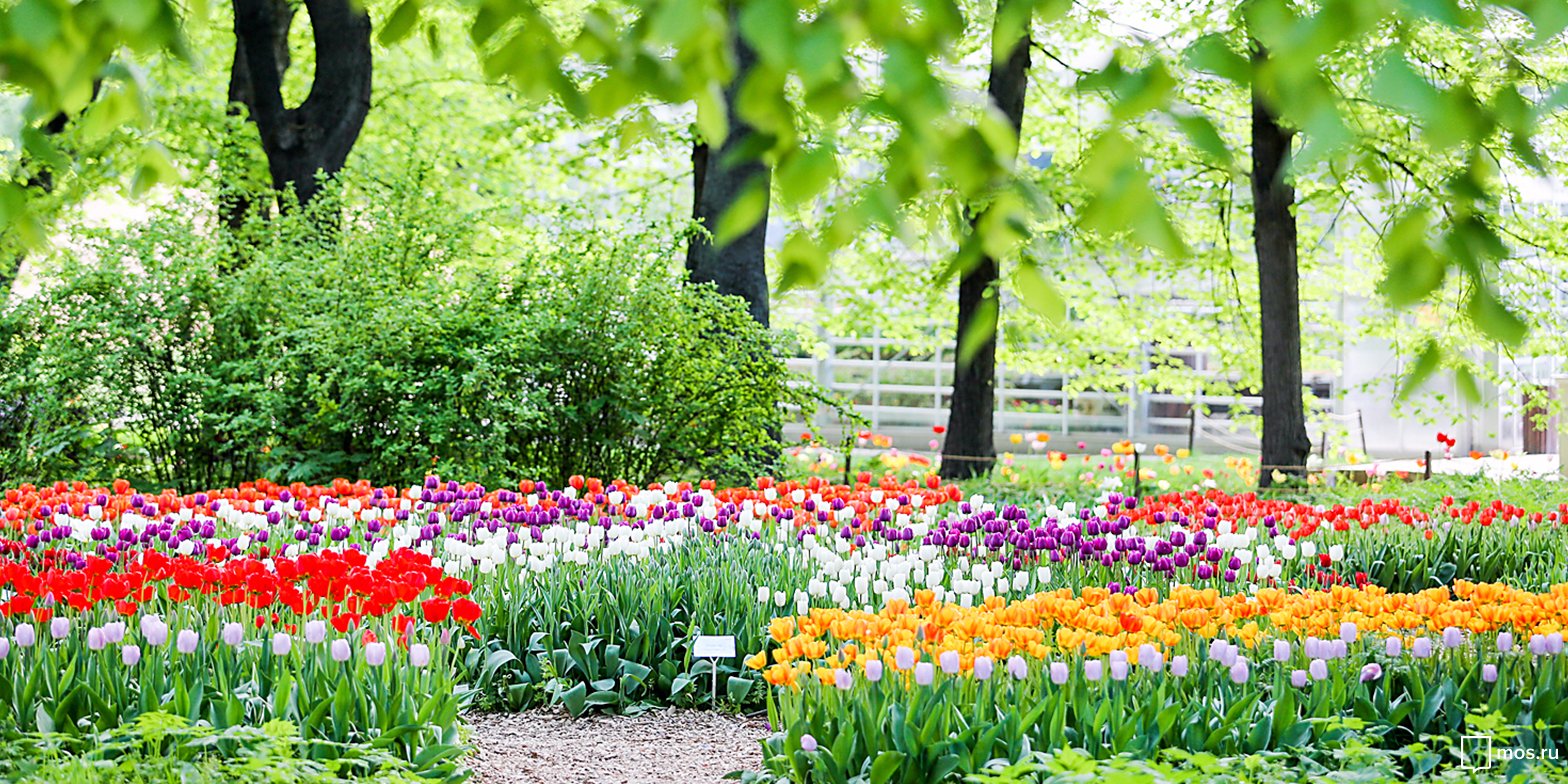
[0,712,430,783]
[0,164,805,490]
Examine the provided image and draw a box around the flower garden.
[0,456,1564,782]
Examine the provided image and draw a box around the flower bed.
[0,474,1564,780]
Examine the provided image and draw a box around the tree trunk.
[222,0,294,231]
[939,3,1030,481]
[1251,47,1311,487]
[686,6,771,327]
[231,0,371,210]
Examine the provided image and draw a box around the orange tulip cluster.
[747,582,1568,689]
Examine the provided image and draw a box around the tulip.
[410,643,431,668]
[140,617,168,647]
[1339,621,1358,644]
[1110,660,1128,681]
[894,646,915,671]
[914,662,934,685]
[1412,638,1432,659]
[1548,633,1564,655]
[1229,659,1249,684]
[1443,627,1463,649]
[49,618,69,640]
[1049,661,1068,684]
[271,633,292,656]
[87,627,106,651]
[176,629,198,654]
[801,734,818,753]
[1530,634,1547,655]
[1138,644,1162,672]
[1170,655,1188,677]
[365,641,386,667]
[1497,632,1514,653]
[222,623,243,647]
[1290,669,1308,688]
[973,656,993,681]
[15,624,35,648]
[1084,660,1103,682]
[1309,659,1328,681]
[121,644,141,666]
[938,650,960,675]
[1482,664,1498,683]
[331,639,351,662]
[1273,640,1290,663]
[1384,637,1401,657]
[1359,663,1382,682]
[305,620,327,644]
[864,659,883,682]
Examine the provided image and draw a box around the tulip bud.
[271,633,292,656]
[894,646,915,671]
[410,643,431,668]
[864,659,883,683]
[1084,660,1103,682]
[88,627,106,651]
[305,621,327,645]
[177,629,199,654]
[800,734,818,753]
[15,624,35,648]
[1170,655,1188,677]
[914,662,934,686]
[973,657,993,681]
[365,641,386,667]
[331,639,351,662]
[121,644,141,666]
[938,650,959,675]
[1482,664,1498,683]
[222,623,243,647]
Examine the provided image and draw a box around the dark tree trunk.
[686,7,771,327]
[1250,47,1311,487]
[939,4,1031,481]
[222,0,294,231]
[231,0,371,210]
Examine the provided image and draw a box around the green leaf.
[559,682,588,717]
[869,750,906,784]
[378,0,421,45]
[1466,289,1528,347]
[1378,207,1444,307]
[1013,262,1065,324]
[726,676,753,704]
[956,292,998,368]
[1185,34,1250,82]
[1398,342,1441,401]
[1455,366,1481,403]
[1172,112,1233,168]
[775,145,837,206]
[1370,53,1443,129]
[712,175,769,246]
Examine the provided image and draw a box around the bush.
[0,167,807,489]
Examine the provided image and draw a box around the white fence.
[784,335,1362,458]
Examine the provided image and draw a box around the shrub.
[0,166,808,489]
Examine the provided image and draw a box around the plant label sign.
[694,635,735,704]
[694,635,736,658]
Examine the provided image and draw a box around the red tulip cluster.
[1119,488,1550,539]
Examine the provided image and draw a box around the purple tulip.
[410,643,431,668]
[1273,640,1291,662]
[15,624,34,648]
[176,629,198,654]
[939,650,960,675]
[121,644,141,666]
[1049,661,1068,684]
[1229,659,1249,684]
[973,656,994,681]
[331,639,351,662]
[271,633,292,656]
[895,646,915,671]
[1497,632,1514,653]
[864,659,883,682]
[1339,621,1358,644]
[365,641,386,667]
[1170,655,1189,677]
[140,616,168,647]
[1111,660,1129,681]
[87,627,106,651]
[1309,659,1328,681]
[1359,663,1382,682]
[1085,660,1103,681]
[1443,627,1463,649]
[305,620,327,645]
[1412,638,1432,659]
[801,734,818,752]
[914,662,934,685]
[1138,644,1162,672]
[1290,669,1308,688]
[222,623,243,647]
[1385,637,1402,657]
[49,618,69,640]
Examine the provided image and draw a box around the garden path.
[467,708,767,783]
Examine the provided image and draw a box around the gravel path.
[465,709,770,784]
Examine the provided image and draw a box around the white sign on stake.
[693,635,736,704]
